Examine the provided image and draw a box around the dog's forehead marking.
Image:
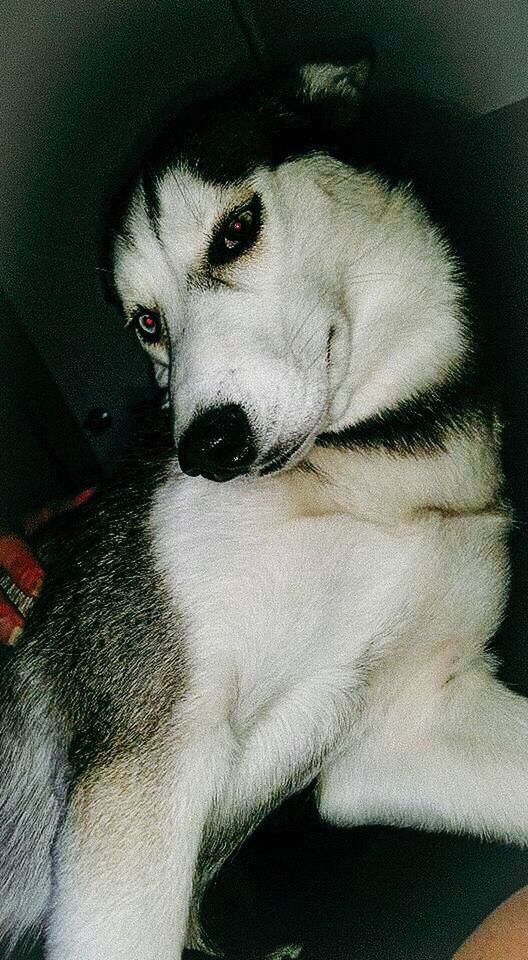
[115,166,256,309]
[156,167,228,258]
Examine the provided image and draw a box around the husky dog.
[1,60,527,960]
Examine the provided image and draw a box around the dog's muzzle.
[178,404,257,482]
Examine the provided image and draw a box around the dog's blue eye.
[132,309,162,344]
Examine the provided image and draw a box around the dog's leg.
[317,660,528,845]
[46,738,229,960]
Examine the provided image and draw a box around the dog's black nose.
[178,404,257,481]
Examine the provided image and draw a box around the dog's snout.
[178,404,257,481]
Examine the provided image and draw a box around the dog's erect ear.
[275,57,373,148]
[296,60,372,106]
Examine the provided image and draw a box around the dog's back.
[0,417,186,948]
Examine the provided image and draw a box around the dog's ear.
[273,56,373,152]
[296,60,372,108]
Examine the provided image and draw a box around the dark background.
[1,2,527,957]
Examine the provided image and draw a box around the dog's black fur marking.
[142,169,162,242]
[102,67,469,238]
[98,62,365,299]
[317,365,493,456]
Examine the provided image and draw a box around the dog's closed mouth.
[259,440,306,476]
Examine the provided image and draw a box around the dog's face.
[112,62,465,481]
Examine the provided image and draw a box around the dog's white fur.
[42,69,527,960]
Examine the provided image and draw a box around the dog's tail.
[0,657,65,953]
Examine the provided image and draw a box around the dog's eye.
[209,195,262,267]
[224,210,254,250]
[131,309,162,344]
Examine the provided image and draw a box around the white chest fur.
[149,450,509,810]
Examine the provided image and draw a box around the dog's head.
[108,62,467,481]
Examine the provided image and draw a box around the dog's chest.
[150,475,416,733]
